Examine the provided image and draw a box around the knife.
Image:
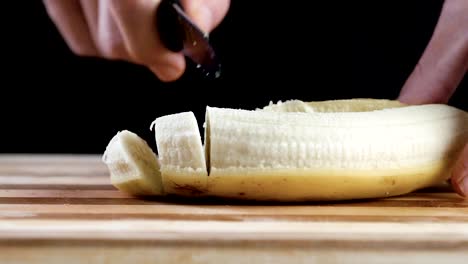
[156,0,221,79]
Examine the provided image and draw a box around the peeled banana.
[102,99,468,201]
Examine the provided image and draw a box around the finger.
[451,143,468,197]
[180,0,231,32]
[398,0,468,104]
[149,65,184,82]
[109,0,185,81]
[97,0,129,60]
[42,0,98,56]
[79,0,98,40]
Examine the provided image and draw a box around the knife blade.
[156,0,221,79]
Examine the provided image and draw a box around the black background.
[1,0,466,154]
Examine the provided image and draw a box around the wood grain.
[0,154,467,263]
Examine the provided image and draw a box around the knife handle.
[156,0,185,52]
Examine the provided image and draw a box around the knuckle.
[69,44,96,57]
[108,0,138,15]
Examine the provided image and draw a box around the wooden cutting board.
[0,155,467,263]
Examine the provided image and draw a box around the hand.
[43,0,230,82]
[397,0,468,197]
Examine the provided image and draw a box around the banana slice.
[102,130,164,196]
[102,99,468,201]
[152,112,208,196]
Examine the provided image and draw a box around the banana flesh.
[261,98,406,113]
[206,104,467,200]
[152,112,208,196]
[102,99,468,201]
[102,130,164,196]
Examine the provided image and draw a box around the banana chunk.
[102,130,163,196]
[206,103,468,200]
[102,99,468,201]
[152,112,208,196]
